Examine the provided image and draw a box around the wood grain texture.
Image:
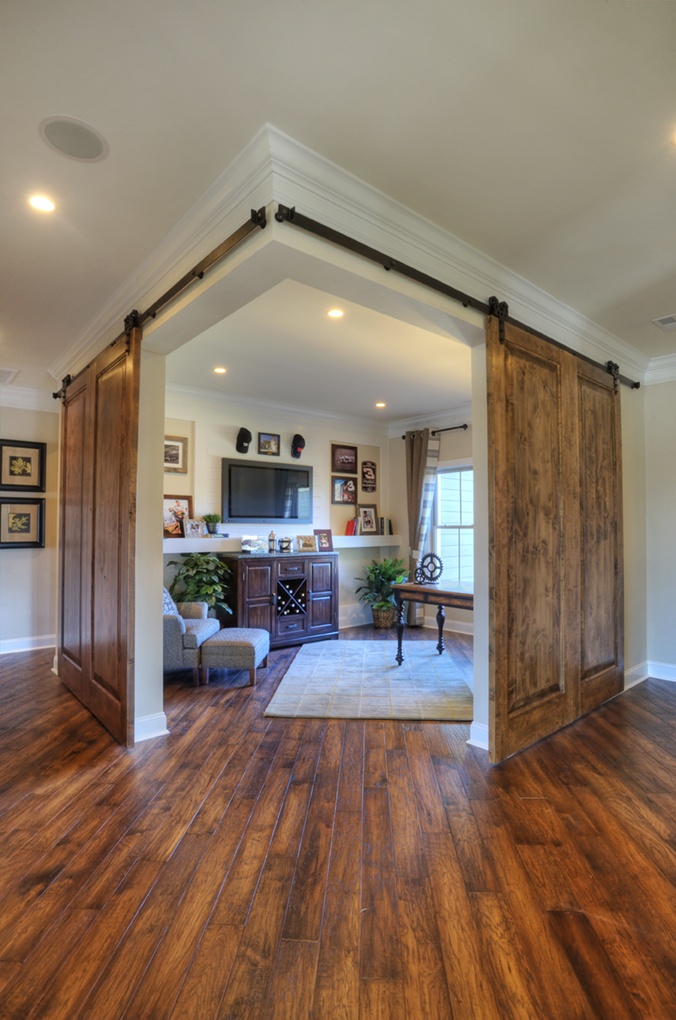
[0,635,673,1019]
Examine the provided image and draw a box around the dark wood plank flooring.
[0,629,674,1019]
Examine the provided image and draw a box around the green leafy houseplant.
[355,557,408,611]
[168,552,233,621]
[202,512,222,534]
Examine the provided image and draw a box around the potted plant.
[168,552,233,623]
[355,556,408,628]
[202,512,222,535]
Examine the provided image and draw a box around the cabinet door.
[242,560,274,632]
[308,557,338,637]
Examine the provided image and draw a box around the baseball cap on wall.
[236,427,252,453]
[291,434,305,459]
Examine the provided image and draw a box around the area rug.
[264,640,473,720]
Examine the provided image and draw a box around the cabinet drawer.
[277,558,307,577]
[277,615,307,636]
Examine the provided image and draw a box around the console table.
[391,582,474,665]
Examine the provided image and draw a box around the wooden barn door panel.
[58,327,141,746]
[577,362,624,714]
[487,317,623,762]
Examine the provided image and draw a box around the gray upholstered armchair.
[162,587,220,685]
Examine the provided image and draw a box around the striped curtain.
[405,428,441,625]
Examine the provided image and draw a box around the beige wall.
[644,380,676,673]
[0,404,60,652]
[621,384,648,681]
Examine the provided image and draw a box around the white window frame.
[431,458,474,592]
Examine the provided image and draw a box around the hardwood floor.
[0,631,674,1019]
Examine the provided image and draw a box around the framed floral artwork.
[0,439,46,492]
[0,498,45,548]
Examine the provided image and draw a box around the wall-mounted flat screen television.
[222,459,313,523]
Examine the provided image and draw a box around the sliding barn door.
[487,317,623,762]
[58,326,142,746]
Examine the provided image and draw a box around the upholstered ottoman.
[200,628,270,686]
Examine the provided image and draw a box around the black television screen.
[222,459,313,523]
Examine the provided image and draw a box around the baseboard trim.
[134,713,169,743]
[467,721,489,750]
[646,661,676,682]
[0,635,55,655]
[624,662,649,689]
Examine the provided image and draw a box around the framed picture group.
[0,440,47,549]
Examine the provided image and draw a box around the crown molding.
[644,354,676,386]
[50,123,649,386]
[0,385,59,413]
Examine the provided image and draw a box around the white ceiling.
[2,1,675,408]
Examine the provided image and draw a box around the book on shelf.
[345,517,359,536]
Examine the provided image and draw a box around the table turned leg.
[395,595,406,665]
[436,604,445,654]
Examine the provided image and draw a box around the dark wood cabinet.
[221,552,339,648]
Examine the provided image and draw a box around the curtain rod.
[401,424,469,439]
[275,204,640,391]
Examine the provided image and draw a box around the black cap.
[236,427,252,453]
[291,434,305,459]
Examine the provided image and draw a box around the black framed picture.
[0,498,45,548]
[331,443,357,474]
[258,432,280,456]
[332,475,357,504]
[0,439,46,492]
[163,435,188,474]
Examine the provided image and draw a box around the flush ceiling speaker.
[38,116,109,162]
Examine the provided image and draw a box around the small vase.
[206,522,219,535]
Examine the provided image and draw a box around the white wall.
[644,380,676,678]
[0,404,60,653]
[621,384,648,685]
[163,387,405,627]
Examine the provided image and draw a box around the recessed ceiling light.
[375,402,386,408]
[29,194,55,212]
[38,116,109,162]
[327,308,344,318]
[213,366,227,374]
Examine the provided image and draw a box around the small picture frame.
[358,504,379,534]
[0,439,46,492]
[331,443,358,474]
[182,518,204,539]
[0,498,45,548]
[296,534,317,552]
[313,528,333,551]
[164,435,188,474]
[332,475,357,504]
[163,495,193,537]
[258,432,280,456]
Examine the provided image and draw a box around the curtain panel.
[405,429,440,625]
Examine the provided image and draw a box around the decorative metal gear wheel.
[416,552,443,583]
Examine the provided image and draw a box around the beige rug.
[264,639,473,720]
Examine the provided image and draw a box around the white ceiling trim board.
[0,386,59,413]
[51,124,649,385]
[643,354,676,386]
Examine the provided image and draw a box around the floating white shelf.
[163,535,402,554]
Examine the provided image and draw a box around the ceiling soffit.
[50,125,649,385]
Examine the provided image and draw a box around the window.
[432,466,474,591]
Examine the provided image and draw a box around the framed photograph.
[163,495,193,537]
[332,475,357,504]
[296,534,317,552]
[358,503,379,534]
[258,432,280,456]
[313,528,333,551]
[331,443,357,474]
[0,498,45,548]
[0,439,46,492]
[361,460,377,493]
[163,435,188,474]
[183,518,204,539]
